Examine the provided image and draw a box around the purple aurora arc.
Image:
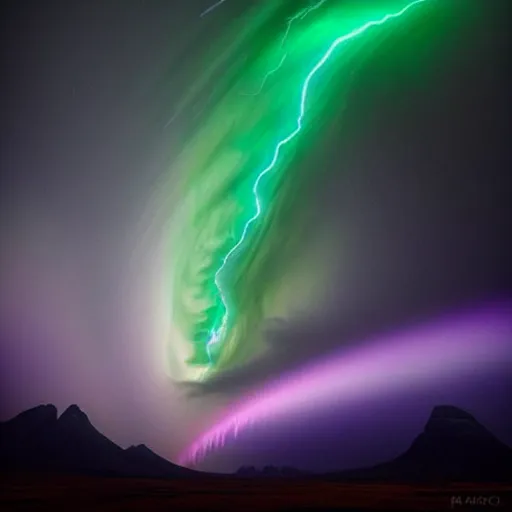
[179,302,512,467]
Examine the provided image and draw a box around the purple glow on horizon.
[179,303,512,467]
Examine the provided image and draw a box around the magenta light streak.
[179,303,512,467]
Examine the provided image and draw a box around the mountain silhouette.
[0,404,198,478]
[1,404,511,482]
[324,405,512,482]
[124,443,197,478]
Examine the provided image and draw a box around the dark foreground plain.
[1,474,511,512]
[2,404,511,510]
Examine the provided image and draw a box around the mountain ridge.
[1,403,511,482]
[0,404,200,478]
[319,404,512,482]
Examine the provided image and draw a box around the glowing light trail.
[242,1,329,97]
[241,53,288,97]
[204,0,429,370]
[280,0,330,49]
[200,0,227,18]
[182,303,512,465]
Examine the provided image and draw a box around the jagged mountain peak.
[126,444,149,452]
[423,405,492,438]
[11,404,58,423]
[0,404,58,440]
[125,444,160,458]
[58,404,90,424]
[429,405,476,420]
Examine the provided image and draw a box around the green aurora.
[163,0,459,382]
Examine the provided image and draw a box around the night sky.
[1,0,511,473]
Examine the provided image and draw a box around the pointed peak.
[58,404,90,424]
[30,403,57,413]
[126,444,149,452]
[424,405,490,438]
[32,403,58,416]
[429,405,476,422]
[11,404,58,423]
